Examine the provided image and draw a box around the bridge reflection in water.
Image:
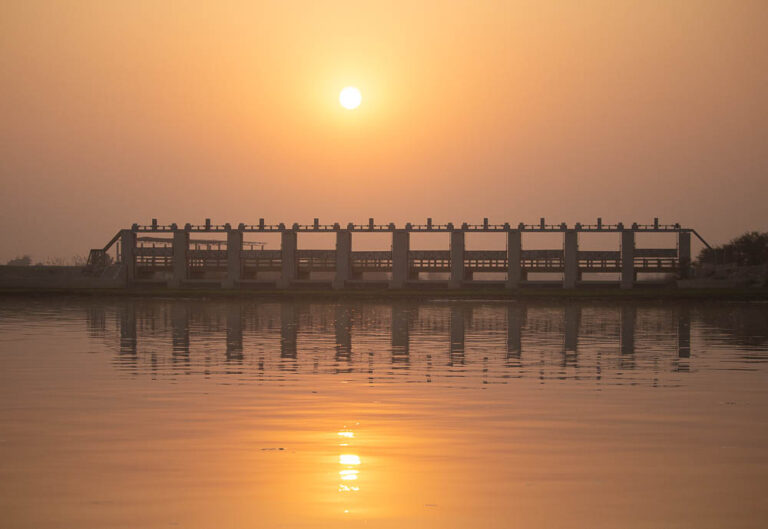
[106,300,702,386]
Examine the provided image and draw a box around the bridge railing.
[577,251,621,271]
[297,250,336,271]
[242,250,282,274]
[409,250,450,271]
[464,250,507,271]
[352,251,392,271]
[633,248,679,271]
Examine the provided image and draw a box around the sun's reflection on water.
[337,428,361,506]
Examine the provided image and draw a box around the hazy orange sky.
[1,1,766,261]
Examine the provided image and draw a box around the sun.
[339,86,362,110]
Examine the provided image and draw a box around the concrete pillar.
[390,230,410,289]
[506,230,522,288]
[621,230,635,289]
[170,229,189,288]
[449,230,465,288]
[334,230,352,289]
[225,229,243,289]
[678,231,692,279]
[279,230,298,289]
[120,229,137,285]
[563,230,579,289]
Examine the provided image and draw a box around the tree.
[698,231,768,266]
[6,255,32,266]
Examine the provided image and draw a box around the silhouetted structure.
[92,217,710,290]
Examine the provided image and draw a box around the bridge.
[90,217,709,290]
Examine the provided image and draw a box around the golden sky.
[1,1,767,260]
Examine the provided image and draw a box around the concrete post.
[506,230,522,288]
[334,230,352,289]
[170,229,189,288]
[563,229,579,289]
[279,230,298,289]
[621,230,635,289]
[225,228,243,289]
[678,231,691,279]
[390,230,410,289]
[449,230,465,288]
[120,229,136,285]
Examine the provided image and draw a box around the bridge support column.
[225,228,242,289]
[334,230,352,289]
[390,230,410,289]
[621,230,635,289]
[120,229,136,286]
[506,230,522,288]
[563,230,578,289]
[449,230,465,288]
[678,231,691,279]
[279,230,298,289]
[170,229,189,288]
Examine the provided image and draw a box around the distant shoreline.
[1,287,766,302]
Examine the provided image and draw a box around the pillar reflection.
[620,305,636,356]
[334,305,352,363]
[449,305,466,366]
[86,306,107,339]
[116,302,138,373]
[619,305,636,370]
[226,303,243,363]
[506,304,524,363]
[171,302,190,361]
[391,304,410,367]
[280,303,298,360]
[563,305,580,366]
[678,307,691,358]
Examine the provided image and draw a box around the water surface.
[1,297,767,528]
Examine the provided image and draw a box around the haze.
[1,1,766,262]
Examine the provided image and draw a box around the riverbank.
[1,286,767,302]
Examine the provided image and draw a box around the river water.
[1,297,767,528]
